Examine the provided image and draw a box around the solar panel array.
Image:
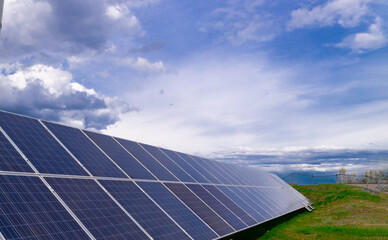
[0,110,311,240]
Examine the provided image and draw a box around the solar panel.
[0,111,87,176]
[0,175,89,240]
[177,153,222,184]
[192,157,234,185]
[140,143,196,182]
[203,185,256,226]
[115,138,178,181]
[186,184,247,231]
[100,180,191,240]
[217,162,250,185]
[46,177,149,239]
[84,130,156,180]
[165,182,235,237]
[216,185,266,223]
[160,148,210,183]
[0,111,311,239]
[44,121,126,178]
[0,130,33,173]
[137,181,218,240]
[243,187,281,216]
[228,186,273,219]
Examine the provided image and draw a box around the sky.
[0,0,387,177]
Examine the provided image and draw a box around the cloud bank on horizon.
[0,0,387,172]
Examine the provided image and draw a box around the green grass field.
[259,184,388,239]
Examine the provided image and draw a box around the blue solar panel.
[0,175,89,239]
[0,130,33,173]
[100,180,190,240]
[217,162,249,185]
[186,184,247,231]
[115,138,178,181]
[160,148,209,183]
[203,185,256,226]
[217,185,265,223]
[44,121,126,178]
[228,186,273,219]
[206,160,241,185]
[46,177,148,239]
[0,111,87,176]
[84,131,156,180]
[165,182,234,237]
[137,181,218,240]
[193,157,234,185]
[243,187,280,216]
[177,153,222,184]
[140,143,196,182]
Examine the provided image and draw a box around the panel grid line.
[39,120,153,239]
[132,181,194,240]
[113,137,160,180]
[0,126,96,240]
[156,182,220,237]
[157,146,200,183]
[81,129,132,180]
[183,183,236,232]
[137,142,182,182]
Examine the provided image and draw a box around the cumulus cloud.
[0,63,133,130]
[119,57,165,73]
[335,17,387,52]
[287,0,371,30]
[0,0,149,61]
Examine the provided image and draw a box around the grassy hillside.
[259,184,388,239]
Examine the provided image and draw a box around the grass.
[259,184,388,240]
[224,184,388,240]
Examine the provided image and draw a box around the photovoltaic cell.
[165,182,234,237]
[205,160,241,185]
[0,111,87,176]
[0,130,33,173]
[193,157,234,185]
[115,138,178,181]
[160,148,209,183]
[84,130,156,180]
[230,187,273,219]
[203,185,256,226]
[217,162,248,185]
[0,175,89,240]
[137,181,218,240]
[100,180,190,240]
[177,153,222,184]
[46,178,148,240]
[44,121,126,178]
[186,184,247,231]
[217,185,265,223]
[140,143,196,182]
[244,187,280,216]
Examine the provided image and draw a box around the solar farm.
[0,110,312,239]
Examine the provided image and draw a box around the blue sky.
[1,0,387,175]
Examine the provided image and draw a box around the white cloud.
[104,55,311,153]
[287,0,372,30]
[0,63,131,129]
[103,53,388,156]
[2,0,52,46]
[335,17,387,52]
[200,1,280,44]
[105,5,125,20]
[0,0,152,62]
[119,57,165,73]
